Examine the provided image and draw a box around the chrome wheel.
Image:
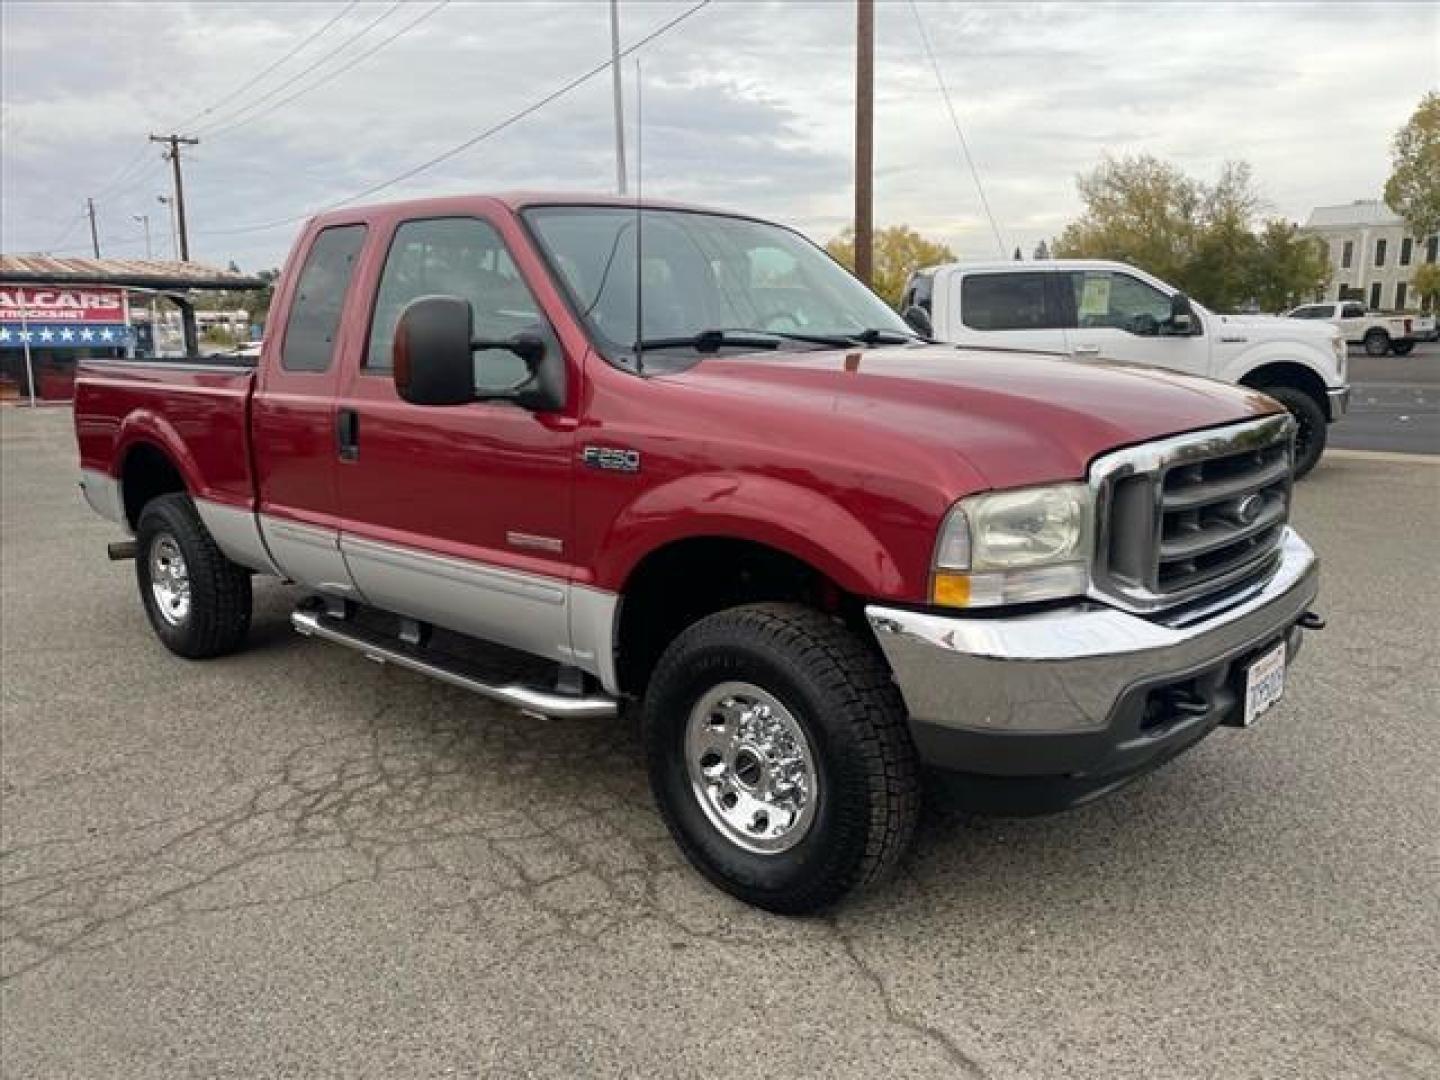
[684,681,819,854]
[148,532,191,626]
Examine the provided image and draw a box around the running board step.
[291,608,618,720]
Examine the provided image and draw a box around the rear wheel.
[1391,340,1415,357]
[1363,328,1391,356]
[1261,385,1328,480]
[136,494,252,658]
[642,603,919,914]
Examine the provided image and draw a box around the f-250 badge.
[582,446,641,473]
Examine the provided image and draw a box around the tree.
[826,225,955,307]
[1384,92,1440,241]
[1032,239,1050,260]
[1053,154,1328,311]
[1413,263,1440,311]
[1247,220,1331,312]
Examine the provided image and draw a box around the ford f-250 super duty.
[74,194,1323,913]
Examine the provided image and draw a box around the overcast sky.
[2,1,1436,272]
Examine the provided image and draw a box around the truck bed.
[74,358,257,513]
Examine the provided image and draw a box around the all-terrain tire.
[1262,386,1328,480]
[642,602,919,914]
[1363,328,1391,356]
[135,493,252,658]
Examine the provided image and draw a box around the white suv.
[902,260,1349,477]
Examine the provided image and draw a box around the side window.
[1068,271,1171,335]
[1290,306,1320,319]
[280,224,367,373]
[366,216,549,393]
[1341,302,1366,319]
[959,272,1060,331]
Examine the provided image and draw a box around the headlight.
[931,483,1092,608]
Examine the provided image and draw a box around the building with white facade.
[1302,200,1437,311]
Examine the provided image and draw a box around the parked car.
[903,260,1349,477]
[1286,300,1418,356]
[73,195,1322,913]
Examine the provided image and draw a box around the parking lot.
[1332,342,1440,456]
[2,405,1436,1079]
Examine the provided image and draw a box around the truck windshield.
[523,205,914,366]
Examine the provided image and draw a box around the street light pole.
[157,196,179,259]
[610,0,628,195]
[854,0,874,286]
[132,214,152,259]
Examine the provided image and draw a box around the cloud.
[1,0,1435,271]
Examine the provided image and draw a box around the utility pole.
[149,134,198,261]
[86,198,101,257]
[609,0,628,195]
[854,0,874,286]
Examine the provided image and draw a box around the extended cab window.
[1067,270,1173,336]
[366,217,548,392]
[959,272,1061,331]
[280,224,367,373]
[1341,302,1366,319]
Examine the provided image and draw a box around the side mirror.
[393,297,563,411]
[1169,292,1197,335]
[394,295,476,406]
[901,304,934,338]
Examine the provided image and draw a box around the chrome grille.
[1090,414,1294,612]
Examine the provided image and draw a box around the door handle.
[336,408,359,461]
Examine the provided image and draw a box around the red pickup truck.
[75,193,1322,912]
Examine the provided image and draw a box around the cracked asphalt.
[2,406,1437,1079]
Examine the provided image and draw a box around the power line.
[199,0,714,239]
[907,0,1006,257]
[195,2,404,136]
[169,0,361,132]
[204,0,451,139]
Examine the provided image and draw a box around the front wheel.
[136,493,252,658]
[1391,340,1415,357]
[642,603,919,914]
[1261,386,1328,480]
[1363,329,1391,356]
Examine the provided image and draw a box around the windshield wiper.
[848,327,926,345]
[634,330,784,354]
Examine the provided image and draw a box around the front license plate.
[1242,641,1287,727]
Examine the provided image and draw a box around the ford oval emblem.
[1235,493,1264,524]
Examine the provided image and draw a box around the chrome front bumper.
[866,528,1319,787]
[1327,385,1351,419]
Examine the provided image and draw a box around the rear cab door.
[943,267,1070,353]
[252,219,372,595]
[331,200,584,667]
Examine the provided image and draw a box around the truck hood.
[661,345,1282,491]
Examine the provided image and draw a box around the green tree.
[1247,220,1331,312]
[1412,263,1440,311]
[1384,91,1440,241]
[826,225,955,308]
[1052,154,1202,285]
[1054,154,1327,311]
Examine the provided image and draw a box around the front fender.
[1216,340,1339,388]
[596,472,910,599]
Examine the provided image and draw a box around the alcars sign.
[0,285,127,323]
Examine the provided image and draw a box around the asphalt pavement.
[1331,340,1440,455]
[2,406,1437,1079]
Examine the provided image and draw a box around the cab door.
[946,269,1071,354]
[1061,268,1212,379]
[252,221,370,595]
[333,212,579,665]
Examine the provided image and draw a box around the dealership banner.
[0,284,131,349]
[0,284,129,323]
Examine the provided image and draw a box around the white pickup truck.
[901,260,1350,477]
[1285,300,1419,356]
